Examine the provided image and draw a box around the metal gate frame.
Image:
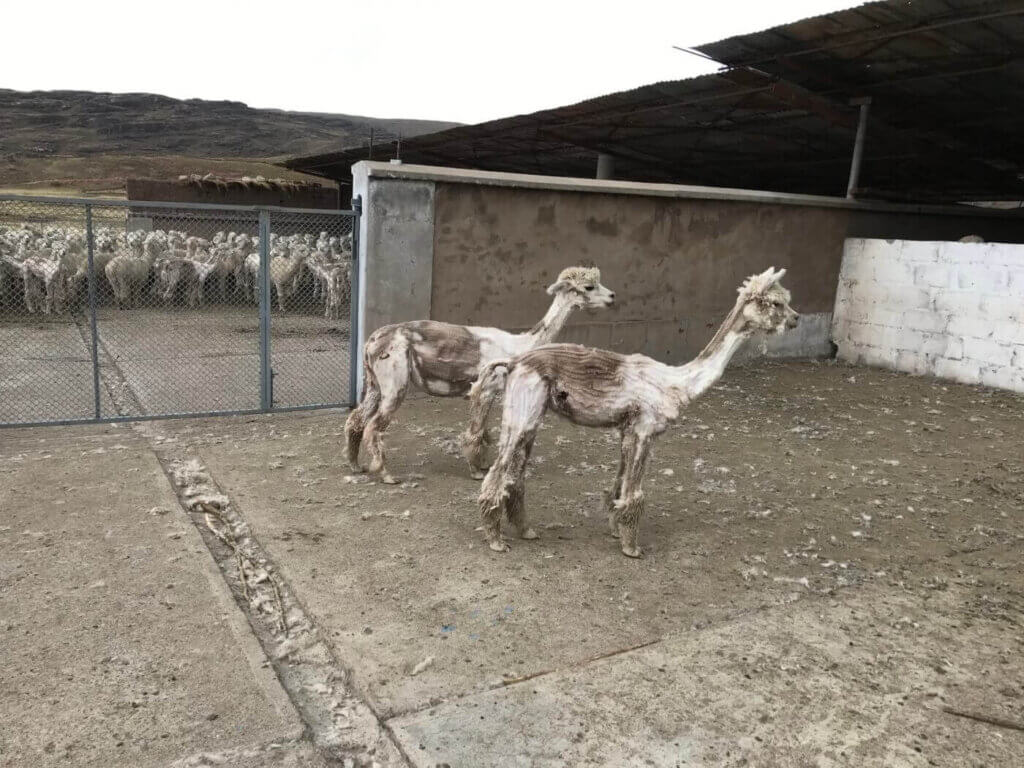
[0,193,361,428]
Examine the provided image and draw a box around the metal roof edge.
[355,162,1023,218]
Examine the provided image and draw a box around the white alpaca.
[475,267,797,557]
[269,250,305,311]
[345,266,616,484]
[105,254,150,308]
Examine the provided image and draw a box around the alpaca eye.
[585,285,595,291]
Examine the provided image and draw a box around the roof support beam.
[846,97,871,198]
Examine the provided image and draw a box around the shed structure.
[283,0,1024,203]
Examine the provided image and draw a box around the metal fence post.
[258,209,272,410]
[349,196,362,406]
[84,205,102,419]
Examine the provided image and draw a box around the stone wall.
[833,238,1024,392]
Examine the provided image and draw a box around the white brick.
[893,327,925,351]
[939,241,991,264]
[1007,271,1024,298]
[873,258,915,285]
[990,320,1024,345]
[956,267,1008,294]
[900,309,948,333]
[895,349,930,376]
[868,307,903,327]
[899,241,940,262]
[914,264,952,289]
[947,314,997,340]
[1013,346,1024,370]
[932,291,979,315]
[978,295,1022,322]
[933,357,982,385]
[979,365,1017,391]
[916,333,962,359]
[862,239,900,260]
[845,320,879,346]
[878,284,932,310]
[856,344,897,369]
[962,337,1014,367]
[996,251,1024,269]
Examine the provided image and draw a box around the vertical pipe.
[348,195,362,406]
[846,98,871,199]
[84,205,101,419]
[596,153,615,180]
[258,209,272,410]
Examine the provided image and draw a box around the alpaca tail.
[462,360,512,476]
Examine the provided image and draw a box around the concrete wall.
[350,162,1024,391]
[431,184,850,362]
[833,238,1024,393]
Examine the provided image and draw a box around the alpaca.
[475,267,797,557]
[345,266,616,484]
[269,250,305,311]
[105,254,150,308]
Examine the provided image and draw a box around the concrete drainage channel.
[89,329,408,767]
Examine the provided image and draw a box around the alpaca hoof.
[380,473,400,485]
[349,463,366,474]
[519,528,539,540]
[489,540,510,553]
[621,545,644,559]
[469,469,486,481]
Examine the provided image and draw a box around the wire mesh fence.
[266,210,355,408]
[0,195,358,427]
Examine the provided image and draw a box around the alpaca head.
[736,267,798,334]
[546,266,615,310]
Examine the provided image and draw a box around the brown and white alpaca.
[345,266,615,484]
[474,267,797,557]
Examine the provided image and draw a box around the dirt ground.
[2,359,1023,766]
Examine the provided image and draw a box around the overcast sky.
[3,0,859,124]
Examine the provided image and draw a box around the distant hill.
[0,89,458,195]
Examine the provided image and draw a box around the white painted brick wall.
[832,238,1024,394]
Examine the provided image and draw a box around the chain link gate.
[0,194,360,427]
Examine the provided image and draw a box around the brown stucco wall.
[431,183,1024,363]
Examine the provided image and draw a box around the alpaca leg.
[606,428,629,537]
[614,429,654,558]
[344,373,379,472]
[507,432,539,541]
[461,365,507,479]
[477,375,546,552]
[362,353,409,485]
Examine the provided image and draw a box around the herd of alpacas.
[345,265,799,558]
[0,223,353,317]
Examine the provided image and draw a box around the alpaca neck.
[673,300,750,400]
[523,292,576,346]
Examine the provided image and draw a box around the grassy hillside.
[0,89,458,196]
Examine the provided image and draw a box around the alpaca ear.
[547,279,570,295]
[773,268,786,283]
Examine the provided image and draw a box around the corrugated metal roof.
[283,0,1024,202]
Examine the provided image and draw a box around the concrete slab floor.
[390,585,1023,767]
[166,360,1024,764]
[0,426,306,767]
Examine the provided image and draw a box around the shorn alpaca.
[345,266,615,484]
[475,267,798,557]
